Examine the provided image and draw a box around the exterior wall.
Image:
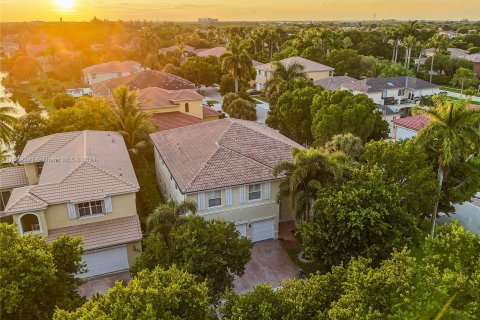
[203,115,220,121]
[186,183,281,240]
[43,192,138,230]
[12,210,48,236]
[153,147,186,203]
[393,125,418,140]
[144,99,204,120]
[126,240,142,267]
[83,71,136,85]
[279,194,294,222]
[306,70,333,81]
[24,163,39,185]
[416,88,440,97]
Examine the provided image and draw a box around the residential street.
[438,200,480,234]
[444,90,480,102]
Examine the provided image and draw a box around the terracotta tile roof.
[195,46,227,57]
[82,60,141,74]
[137,87,204,109]
[3,131,139,215]
[0,167,28,189]
[468,105,480,110]
[46,215,142,251]
[91,70,195,96]
[202,105,221,118]
[150,119,303,193]
[151,112,204,131]
[393,115,431,132]
[256,56,334,73]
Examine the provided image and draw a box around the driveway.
[437,200,480,234]
[234,239,300,293]
[78,271,130,299]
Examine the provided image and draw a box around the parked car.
[246,89,261,95]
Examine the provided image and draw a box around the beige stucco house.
[0,131,142,279]
[150,119,299,242]
[255,56,334,91]
[82,60,143,85]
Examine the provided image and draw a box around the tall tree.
[146,199,197,238]
[0,105,18,147]
[402,35,417,70]
[11,112,47,156]
[427,34,449,83]
[110,86,154,156]
[416,98,480,238]
[264,61,307,105]
[1,224,85,320]
[450,67,479,94]
[227,98,257,121]
[221,38,253,93]
[273,148,343,222]
[137,28,161,68]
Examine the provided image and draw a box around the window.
[36,162,44,176]
[381,90,387,98]
[248,184,261,200]
[92,74,97,79]
[20,214,41,233]
[208,190,222,208]
[76,200,104,217]
[398,89,405,96]
[0,191,11,211]
[185,103,189,113]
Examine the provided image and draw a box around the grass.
[205,100,219,105]
[286,247,328,275]
[440,86,480,97]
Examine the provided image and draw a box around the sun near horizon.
[0,0,479,22]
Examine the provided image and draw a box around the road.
[444,89,480,102]
[437,200,480,234]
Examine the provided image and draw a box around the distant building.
[255,56,334,91]
[438,30,461,39]
[198,17,218,24]
[65,88,92,98]
[82,60,143,85]
[0,42,19,59]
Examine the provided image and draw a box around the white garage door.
[81,246,129,278]
[251,218,275,242]
[235,223,247,237]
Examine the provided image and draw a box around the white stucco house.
[82,60,143,85]
[255,56,334,91]
[149,119,300,242]
[391,115,430,140]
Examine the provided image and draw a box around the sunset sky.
[0,0,479,22]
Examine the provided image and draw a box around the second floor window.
[185,103,189,113]
[381,90,387,98]
[77,200,104,217]
[208,190,221,208]
[36,162,44,176]
[248,184,261,200]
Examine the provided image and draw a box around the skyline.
[0,0,479,22]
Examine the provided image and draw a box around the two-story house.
[0,131,142,279]
[82,60,143,85]
[150,119,299,242]
[255,56,334,91]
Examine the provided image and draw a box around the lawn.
[440,86,480,97]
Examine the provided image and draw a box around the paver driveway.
[234,239,300,293]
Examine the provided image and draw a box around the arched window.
[185,103,189,113]
[19,213,41,234]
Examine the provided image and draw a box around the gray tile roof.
[46,215,142,251]
[0,167,28,189]
[314,76,358,90]
[3,131,139,215]
[345,76,440,93]
[150,119,303,193]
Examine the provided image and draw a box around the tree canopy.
[0,223,85,320]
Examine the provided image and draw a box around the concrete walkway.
[78,271,130,299]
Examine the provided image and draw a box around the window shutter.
[225,188,233,206]
[239,186,247,204]
[104,197,113,213]
[263,182,271,200]
[67,203,77,219]
[197,192,205,211]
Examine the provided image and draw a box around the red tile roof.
[202,105,221,118]
[150,112,204,131]
[137,87,204,109]
[392,115,431,132]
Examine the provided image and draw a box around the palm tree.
[402,35,417,70]
[427,34,449,83]
[137,28,161,68]
[416,98,480,238]
[146,199,197,237]
[322,133,364,161]
[264,62,307,103]
[273,148,342,222]
[109,86,154,156]
[221,38,253,93]
[0,105,17,147]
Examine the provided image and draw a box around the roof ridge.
[183,119,233,190]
